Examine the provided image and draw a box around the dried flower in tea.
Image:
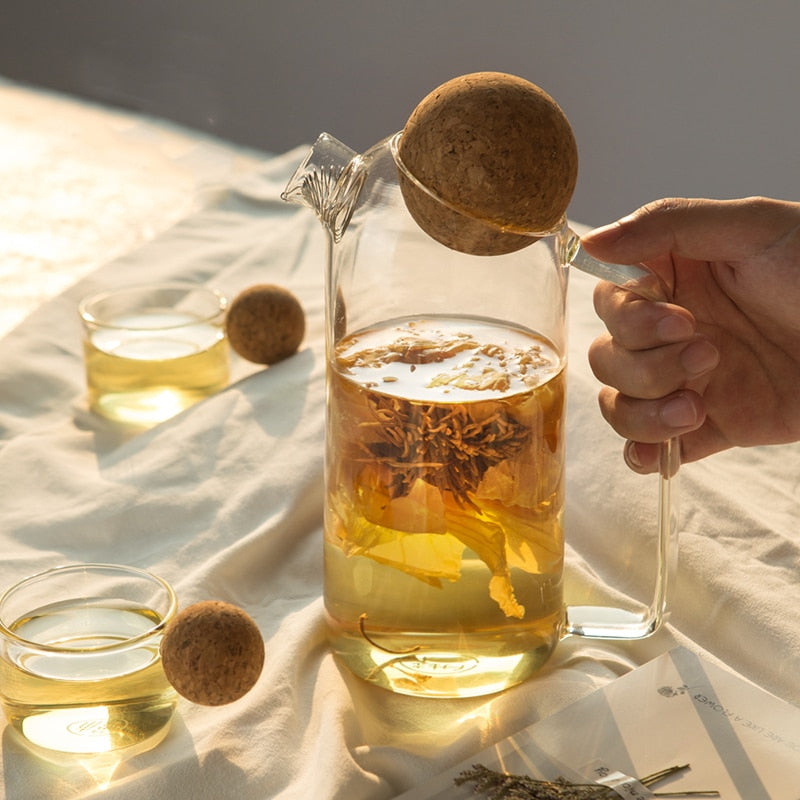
[360,394,530,507]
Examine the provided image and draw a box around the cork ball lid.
[225,284,305,365]
[397,72,578,255]
[160,601,265,706]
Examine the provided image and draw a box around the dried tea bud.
[397,72,578,255]
[225,284,305,365]
[160,600,265,706]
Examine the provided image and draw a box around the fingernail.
[660,394,699,428]
[624,440,643,470]
[680,339,719,375]
[656,314,694,343]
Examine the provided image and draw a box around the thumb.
[581,196,798,266]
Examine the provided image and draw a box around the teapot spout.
[281,133,365,242]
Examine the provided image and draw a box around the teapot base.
[328,628,559,699]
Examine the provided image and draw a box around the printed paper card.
[396,647,800,799]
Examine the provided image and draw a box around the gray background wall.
[1,0,798,227]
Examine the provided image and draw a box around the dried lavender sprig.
[455,764,609,798]
[455,763,720,799]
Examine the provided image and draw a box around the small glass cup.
[0,563,178,759]
[79,282,229,426]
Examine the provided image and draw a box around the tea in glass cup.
[0,563,178,758]
[79,282,229,426]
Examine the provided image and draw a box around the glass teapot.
[283,132,678,698]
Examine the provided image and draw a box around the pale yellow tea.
[0,601,177,756]
[326,316,565,697]
[84,310,229,426]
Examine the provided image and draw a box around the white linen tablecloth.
[0,81,798,800]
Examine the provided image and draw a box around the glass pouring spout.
[281,133,366,243]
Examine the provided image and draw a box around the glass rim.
[0,562,178,654]
[78,281,228,330]
[388,131,568,239]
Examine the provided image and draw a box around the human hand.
[582,196,800,473]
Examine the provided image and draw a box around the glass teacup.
[0,563,178,759]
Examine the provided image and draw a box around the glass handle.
[565,236,669,303]
[564,230,680,640]
[565,437,679,639]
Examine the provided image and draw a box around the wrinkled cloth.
[0,86,798,800]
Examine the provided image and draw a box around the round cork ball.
[225,284,305,365]
[397,72,578,255]
[160,601,265,706]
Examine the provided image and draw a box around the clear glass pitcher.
[283,133,678,698]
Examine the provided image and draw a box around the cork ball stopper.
[160,601,265,706]
[397,72,578,255]
[225,284,305,365]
